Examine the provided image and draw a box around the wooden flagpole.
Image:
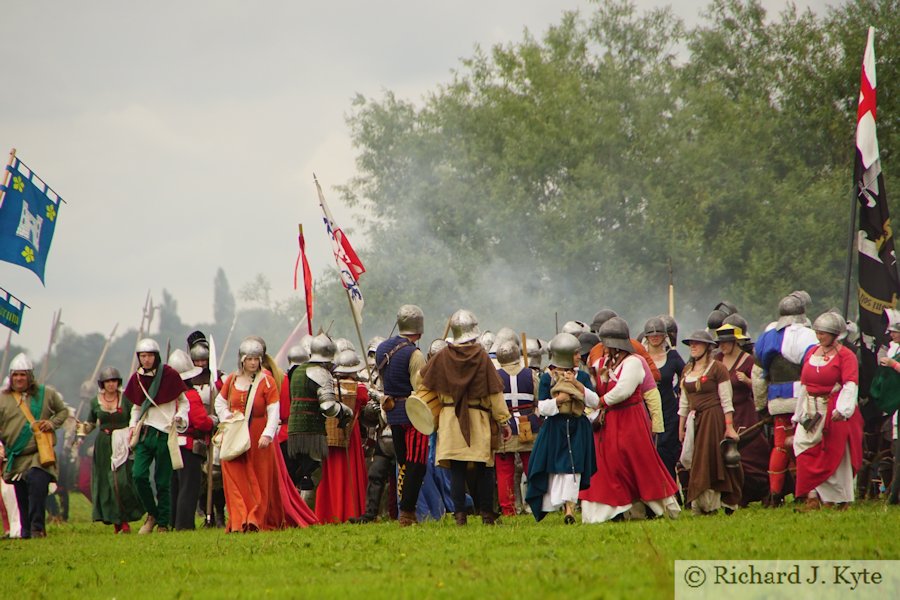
[344,290,372,382]
[0,148,16,207]
[0,328,12,377]
[841,184,858,319]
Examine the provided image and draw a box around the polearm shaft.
[842,184,858,318]
[0,328,11,378]
[38,309,62,384]
[130,291,152,376]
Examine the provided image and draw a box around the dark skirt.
[525,414,596,521]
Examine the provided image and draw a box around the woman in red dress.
[580,318,680,523]
[793,312,862,510]
[315,349,368,523]
[215,338,316,531]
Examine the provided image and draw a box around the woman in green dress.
[80,367,145,533]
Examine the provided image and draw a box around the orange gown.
[220,372,316,532]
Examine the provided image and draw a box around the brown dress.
[682,361,743,509]
[717,352,769,505]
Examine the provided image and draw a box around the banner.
[293,224,314,335]
[0,287,26,333]
[315,176,365,323]
[0,153,63,283]
[854,27,900,400]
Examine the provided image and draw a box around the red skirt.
[795,393,863,498]
[580,401,678,506]
[315,425,367,523]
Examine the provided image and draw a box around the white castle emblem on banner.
[16,202,43,252]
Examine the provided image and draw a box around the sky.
[0,0,830,356]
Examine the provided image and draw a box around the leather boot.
[454,511,467,526]
[796,495,821,513]
[350,473,386,523]
[398,510,417,527]
[480,511,497,526]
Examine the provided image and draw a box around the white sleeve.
[214,393,232,421]
[834,381,858,420]
[603,357,643,406]
[262,402,280,439]
[678,381,689,417]
[718,380,734,414]
[538,398,559,417]
[129,405,142,427]
[582,386,599,409]
[792,385,808,424]
[176,393,190,423]
[751,364,768,411]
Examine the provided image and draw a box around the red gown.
[795,346,863,498]
[315,383,368,523]
[580,357,678,507]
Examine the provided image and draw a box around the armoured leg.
[363,454,391,519]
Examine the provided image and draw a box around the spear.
[218,313,238,364]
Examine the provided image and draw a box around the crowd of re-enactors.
[2,290,898,539]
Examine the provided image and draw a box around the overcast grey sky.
[0,0,829,355]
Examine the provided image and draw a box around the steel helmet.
[396,304,425,336]
[598,317,632,353]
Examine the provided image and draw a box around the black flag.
[855,27,900,406]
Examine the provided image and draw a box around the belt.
[441,401,490,412]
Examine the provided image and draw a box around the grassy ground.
[1,496,898,600]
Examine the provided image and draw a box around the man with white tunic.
[124,338,190,533]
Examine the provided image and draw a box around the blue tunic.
[526,370,597,521]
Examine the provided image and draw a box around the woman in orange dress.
[214,337,315,532]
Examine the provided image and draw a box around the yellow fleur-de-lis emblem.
[12,176,25,192]
[21,246,35,263]
[46,204,57,222]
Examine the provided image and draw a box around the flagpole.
[344,289,372,382]
[0,148,16,207]
[0,328,12,376]
[842,184,858,319]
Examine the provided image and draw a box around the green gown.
[88,395,145,525]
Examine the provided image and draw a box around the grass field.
[1,495,898,599]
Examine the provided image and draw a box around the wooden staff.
[38,309,62,384]
[0,148,15,206]
[129,291,153,376]
[737,415,773,448]
[0,328,12,379]
[667,257,675,317]
[74,323,118,422]
[521,331,529,368]
[205,335,220,526]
